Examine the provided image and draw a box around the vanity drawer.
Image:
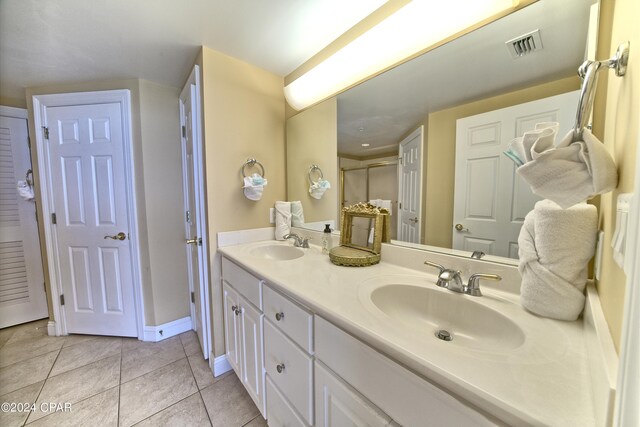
[222,257,262,309]
[263,284,313,353]
[266,375,308,427]
[264,319,313,425]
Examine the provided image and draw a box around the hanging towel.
[243,173,267,201]
[17,180,35,201]
[509,125,617,209]
[290,201,305,227]
[309,178,331,200]
[275,201,291,241]
[518,200,597,321]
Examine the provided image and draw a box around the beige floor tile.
[136,393,211,427]
[27,386,119,427]
[243,415,268,427]
[179,331,202,356]
[200,373,259,427]
[0,351,58,395]
[188,354,215,390]
[121,336,185,383]
[0,336,64,369]
[0,381,44,427]
[50,337,121,377]
[61,334,100,348]
[119,358,197,427]
[0,327,16,349]
[4,320,49,346]
[29,354,120,422]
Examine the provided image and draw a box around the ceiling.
[0,0,385,100]
[337,0,596,157]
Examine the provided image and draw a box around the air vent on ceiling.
[506,29,543,59]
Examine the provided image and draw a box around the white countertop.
[218,240,596,427]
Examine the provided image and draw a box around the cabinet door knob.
[231,305,240,315]
[275,311,285,321]
[276,363,285,373]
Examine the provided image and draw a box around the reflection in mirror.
[286,0,598,261]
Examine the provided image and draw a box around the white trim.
[210,353,233,377]
[143,316,193,342]
[614,126,640,426]
[0,105,27,119]
[47,320,57,337]
[32,90,145,339]
[179,65,212,359]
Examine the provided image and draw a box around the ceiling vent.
[506,29,543,59]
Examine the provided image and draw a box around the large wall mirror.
[286,0,598,261]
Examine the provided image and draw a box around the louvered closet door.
[0,115,48,328]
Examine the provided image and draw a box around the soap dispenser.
[322,224,332,254]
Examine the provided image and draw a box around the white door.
[44,102,137,336]
[223,283,240,374]
[397,126,423,243]
[0,110,48,328]
[240,296,264,413]
[180,64,210,359]
[453,90,580,258]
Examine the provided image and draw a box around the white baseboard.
[143,316,192,342]
[47,320,57,336]
[210,354,233,377]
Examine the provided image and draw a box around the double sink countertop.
[219,240,596,427]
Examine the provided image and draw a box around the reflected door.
[397,127,423,243]
[453,90,580,258]
[46,102,137,336]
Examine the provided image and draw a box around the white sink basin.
[249,244,304,261]
[367,283,525,352]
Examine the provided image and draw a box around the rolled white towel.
[275,201,291,241]
[518,200,597,320]
[290,201,305,227]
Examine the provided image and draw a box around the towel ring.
[308,164,324,183]
[242,158,265,178]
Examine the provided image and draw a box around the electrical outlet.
[269,207,275,224]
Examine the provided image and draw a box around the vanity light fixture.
[361,143,371,147]
[284,0,525,111]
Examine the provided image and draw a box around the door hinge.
[399,202,402,209]
[398,157,403,165]
[181,125,186,138]
[191,291,195,304]
[43,126,49,140]
[60,294,65,306]
[185,210,191,224]
[51,213,57,224]
[27,136,31,149]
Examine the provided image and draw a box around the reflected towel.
[369,199,392,215]
[290,201,305,227]
[275,201,291,241]
[511,126,617,209]
[518,200,597,320]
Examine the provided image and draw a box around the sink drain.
[436,329,453,341]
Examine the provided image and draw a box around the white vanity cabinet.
[263,284,315,426]
[221,258,265,417]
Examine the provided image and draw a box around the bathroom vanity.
[219,238,613,427]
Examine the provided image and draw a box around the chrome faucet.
[282,233,311,248]
[424,260,501,297]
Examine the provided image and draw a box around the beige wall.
[199,47,286,357]
[25,78,189,328]
[595,0,638,351]
[0,95,27,109]
[139,80,190,325]
[424,76,581,248]
[286,98,338,224]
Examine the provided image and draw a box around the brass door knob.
[104,232,126,241]
[455,224,469,232]
[186,237,201,245]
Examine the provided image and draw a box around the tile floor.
[0,319,266,427]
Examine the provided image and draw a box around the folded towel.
[275,201,291,241]
[290,201,305,227]
[512,127,617,209]
[309,178,331,200]
[243,173,267,201]
[369,199,392,215]
[518,200,597,320]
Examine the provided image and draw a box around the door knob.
[104,232,126,241]
[455,224,469,232]
[409,217,419,223]
[186,237,201,245]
